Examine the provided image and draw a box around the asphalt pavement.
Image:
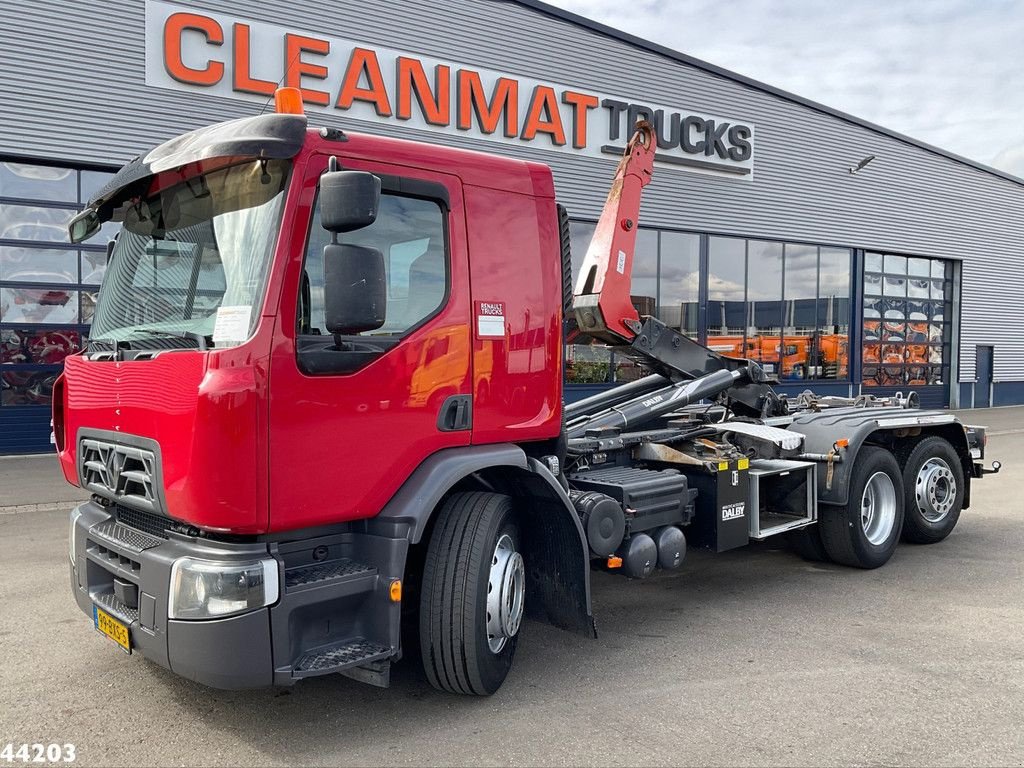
[1,409,1022,766]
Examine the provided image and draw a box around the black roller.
[619,533,657,579]
[653,526,687,569]
[570,490,626,557]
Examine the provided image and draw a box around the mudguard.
[787,406,970,506]
[373,444,595,637]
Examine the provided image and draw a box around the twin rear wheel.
[419,492,524,695]
[791,437,965,568]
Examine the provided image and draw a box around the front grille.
[114,505,171,539]
[80,439,158,512]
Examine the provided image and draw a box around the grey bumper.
[69,501,404,689]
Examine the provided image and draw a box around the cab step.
[284,558,376,595]
[292,637,392,679]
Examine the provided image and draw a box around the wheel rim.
[486,533,525,654]
[915,457,957,522]
[860,471,897,546]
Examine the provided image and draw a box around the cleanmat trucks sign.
[144,0,755,177]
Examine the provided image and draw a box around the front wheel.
[419,492,524,695]
[819,446,904,568]
[901,436,965,544]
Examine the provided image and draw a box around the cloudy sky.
[544,0,1024,178]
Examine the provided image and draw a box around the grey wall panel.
[1,0,1022,381]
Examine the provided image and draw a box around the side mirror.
[68,208,100,244]
[323,244,386,335]
[320,170,380,233]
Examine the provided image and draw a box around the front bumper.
[69,501,405,689]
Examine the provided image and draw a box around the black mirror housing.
[323,243,386,335]
[320,171,381,233]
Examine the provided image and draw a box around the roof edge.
[512,0,1024,188]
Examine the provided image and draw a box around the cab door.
[268,154,472,531]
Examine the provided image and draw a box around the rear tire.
[900,436,964,544]
[819,446,904,569]
[419,492,523,695]
[786,525,830,562]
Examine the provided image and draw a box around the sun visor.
[85,113,308,212]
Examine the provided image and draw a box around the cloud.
[544,0,1024,176]
[992,143,1024,180]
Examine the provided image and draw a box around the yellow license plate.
[93,605,131,654]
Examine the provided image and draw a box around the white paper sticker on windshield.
[213,305,252,344]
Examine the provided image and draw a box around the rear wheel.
[900,436,964,544]
[419,492,524,695]
[819,446,904,568]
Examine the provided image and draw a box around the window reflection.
[1,370,58,405]
[80,170,116,203]
[0,287,79,324]
[0,246,77,283]
[0,163,76,203]
[80,251,106,285]
[706,237,745,356]
[658,232,699,336]
[0,204,75,243]
[1,328,81,364]
[862,252,951,388]
[631,229,658,317]
[747,240,783,375]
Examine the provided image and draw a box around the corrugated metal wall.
[2,0,1023,382]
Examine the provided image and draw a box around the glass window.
[1,369,59,406]
[780,244,816,381]
[863,253,952,388]
[1,287,79,324]
[631,228,658,317]
[0,246,77,283]
[80,250,106,285]
[1,328,81,364]
[0,203,75,243]
[865,252,883,273]
[884,254,907,275]
[817,247,850,380]
[89,159,289,348]
[747,240,783,374]
[80,170,115,203]
[706,237,746,356]
[658,231,700,336]
[0,163,76,203]
[301,193,447,337]
[569,221,595,285]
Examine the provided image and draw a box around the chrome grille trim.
[79,439,158,512]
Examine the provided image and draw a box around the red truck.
[60,90,999,695]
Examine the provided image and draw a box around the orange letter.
[336,48,392,116]
[285,33,330,106]
[561,90,599,148]
[163,12,224,86]
[232,23,276,96]
[522,86,566,145]
[457,70,518,137]
[396,58,450,126]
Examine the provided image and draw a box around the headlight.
[69,507,82,564]
[169,557,279,620]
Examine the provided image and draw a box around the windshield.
[89,158,289,350]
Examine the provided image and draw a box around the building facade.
[1,0,1021,453]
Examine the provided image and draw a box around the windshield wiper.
[123,328,212,351]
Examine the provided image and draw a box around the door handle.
[437,395,472,432]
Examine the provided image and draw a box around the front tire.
[900,436,964,544]
[419,492,524,695]
[819,446,904,568]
